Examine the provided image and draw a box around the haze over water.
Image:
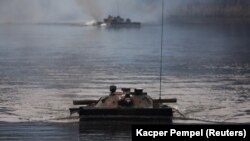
[0,0,250,141]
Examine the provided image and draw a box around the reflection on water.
[0,122,132,141]
[0,122,79,141]
[79,122,131,141]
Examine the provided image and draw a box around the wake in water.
[84,20,98,26]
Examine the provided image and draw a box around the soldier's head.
[109,85,117,93]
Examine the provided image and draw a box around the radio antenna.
[159,0,164,101]
[116,0,120,16]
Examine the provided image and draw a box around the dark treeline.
[171,0,250,18]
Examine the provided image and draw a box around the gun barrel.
[73,100,98,105]
[153,98,177,103]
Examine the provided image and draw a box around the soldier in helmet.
[109,85,117,95]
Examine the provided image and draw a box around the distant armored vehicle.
[96,15,141,27]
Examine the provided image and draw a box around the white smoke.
[0,0,83,23]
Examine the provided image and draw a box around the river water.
[0,22,249,140]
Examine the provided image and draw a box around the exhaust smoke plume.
[0,0,82,23]
[76,0,164,24]
[76,0,103,21]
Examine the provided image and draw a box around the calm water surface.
[0,22,249,140]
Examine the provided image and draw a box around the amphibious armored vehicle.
[95,15,141,27]
[70,86,176,123]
